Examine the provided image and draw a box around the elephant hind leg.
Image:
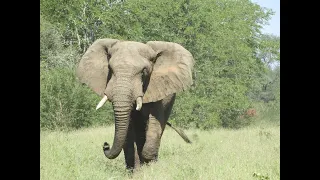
[142,95,176,162]
[163,94,176,120]
[142,106,166,162]
[142,117,162,162]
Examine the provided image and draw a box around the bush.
[170,92,222,130]
[40,15,80,69]
[256,101,279,121]
[40,66,114,130]
[39,0,279,130]
[171,80,252,130]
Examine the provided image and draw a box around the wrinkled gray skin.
[76,39,194,170]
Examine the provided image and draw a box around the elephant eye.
[142,68,149,82]
[107,53,111,61]
[142,68,148,76]
[108,65,113,73]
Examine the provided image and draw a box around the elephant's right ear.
[76,38,119,97]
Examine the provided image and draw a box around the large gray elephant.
[76,38,194,170]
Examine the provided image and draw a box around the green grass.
[40,124,279,180]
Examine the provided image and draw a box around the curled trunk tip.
[103,101,131,159]
[103,142,120,159]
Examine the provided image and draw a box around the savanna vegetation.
[40,0,280,130]
[40,0,280,179]
[40,125,280,180]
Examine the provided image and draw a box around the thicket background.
[40,0,280,131]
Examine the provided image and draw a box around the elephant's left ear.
[143,41,195,103]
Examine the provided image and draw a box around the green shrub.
[39,0,279,130]
[40,67,114,130]
[171,92,223,130]
[171,80,252,130]
[40,15,80,69]
[255,101,279,122]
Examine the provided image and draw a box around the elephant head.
[76,38,194,159]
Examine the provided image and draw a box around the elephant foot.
[143,157,158,164]
[142,149,158,163]
[125,166,134,173]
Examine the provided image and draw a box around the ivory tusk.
[136,97,143,111]
[96,95,108,110]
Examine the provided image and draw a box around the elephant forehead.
[154,66,179,75]
[119,41,148,48]
[113,41,155,58]
[109,42,154,68]
[109,53,150,71]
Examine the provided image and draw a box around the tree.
[257,34,280,69]
[249,34,280,103]
[40,0,278,129]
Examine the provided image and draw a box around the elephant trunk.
[103,80,133,159]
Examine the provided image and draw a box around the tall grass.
[40,124,280,180]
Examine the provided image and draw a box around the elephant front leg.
[123,121,140,171]
[142,109,166,162]
[133,114,147,165]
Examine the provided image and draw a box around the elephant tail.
[166,122,192,144]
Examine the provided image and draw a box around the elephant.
[76,38,194,170]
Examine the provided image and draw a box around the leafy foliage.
[257,34,280,68]
[40,15,80,69]
[40,65,114,130]
[40,0,280,130]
